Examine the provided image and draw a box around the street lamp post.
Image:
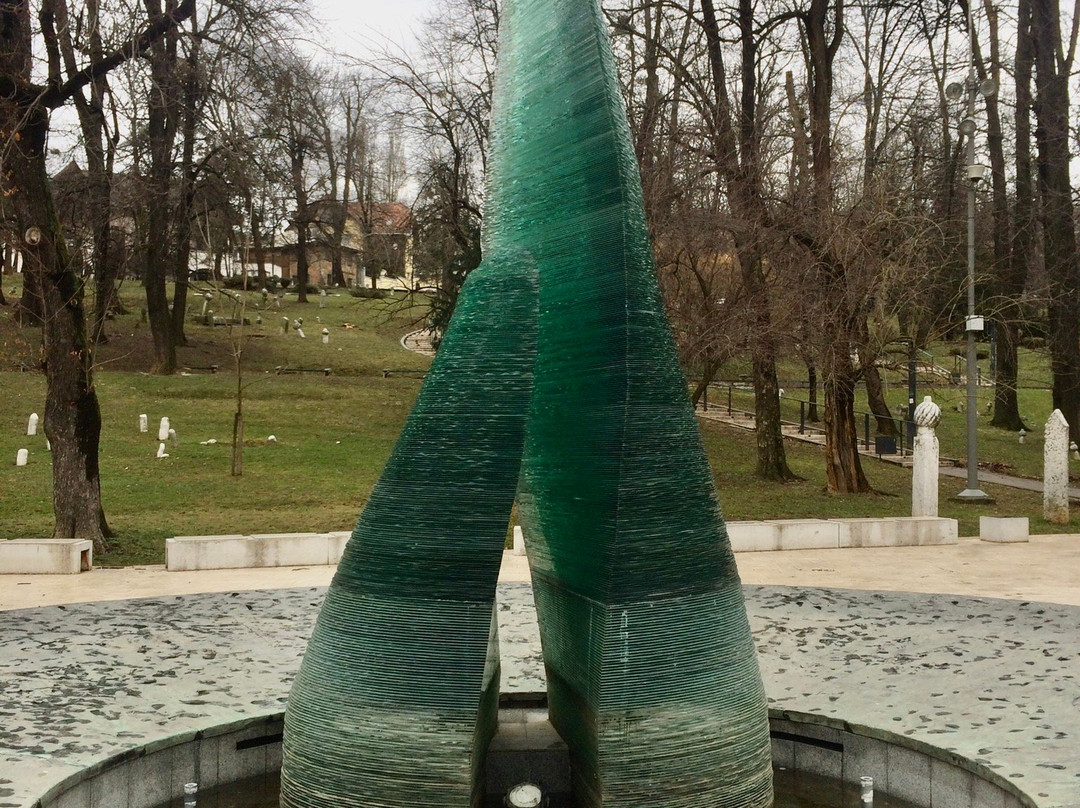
[946,11,994,503]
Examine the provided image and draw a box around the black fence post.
[703,384,708,411]
[727,384,732,416]
[864,413,871,450]
[800,401,806,434]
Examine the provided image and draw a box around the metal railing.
[698,383,913,457]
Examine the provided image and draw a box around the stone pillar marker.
[139,414,148,433]
[158,417,170,442]
[319,289,327,308]
[1044,409,1070,524]
[16,449,28,466]
[321,328,330,345]
[27,413,38,436]
[912,396,942,517]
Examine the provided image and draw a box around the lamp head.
[959,117,977,137]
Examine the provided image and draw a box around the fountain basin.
[31,705,1032,808]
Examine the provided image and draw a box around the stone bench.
[166,531,352,571]
[979,516,1029,543]
[0,539,93,574]
[726,517,958,552]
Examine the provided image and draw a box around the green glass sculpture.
[280,255,538,807]
[281,0,772,804]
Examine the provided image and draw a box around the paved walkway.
[3,541,1080,808]
[698,409,1080,500]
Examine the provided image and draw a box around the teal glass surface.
[282,0,771,805]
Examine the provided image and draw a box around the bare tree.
[0,0,195,550]
[1030,0,1080,444]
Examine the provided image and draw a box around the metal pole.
[907,340,917,450]
[957,14,991,503]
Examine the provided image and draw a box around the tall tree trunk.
[803,0,868,492]
[143,0,179,374]
[17,257,43,324]
[1,18,112,551]
[864,363,898,437]
[700,0,794,480]
[56,0,115,345]
[994,0,1034,431]
[171,11,198,348]
[823,345,871,492]
[1031,0,1080,443]
[251,201,266,283]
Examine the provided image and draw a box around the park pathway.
[696,408,1080,501]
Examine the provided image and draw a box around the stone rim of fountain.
[28,706,1036,808]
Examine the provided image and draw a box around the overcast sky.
[310,0,431,59]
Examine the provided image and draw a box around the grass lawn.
[1,276,1075,565]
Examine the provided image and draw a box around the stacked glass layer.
[495,1,772,805]
[280,256,538,808]
[282,0,772,805]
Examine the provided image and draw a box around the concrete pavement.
[3,534,1079,611]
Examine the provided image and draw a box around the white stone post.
[16,449,28,466]
[139,414,148,433]
[912,396,942,517]
[27,413,38,436]
[321,328,330,345]
[319,289,327,308]
[1044,409,1070,524]
[158,417,170,442]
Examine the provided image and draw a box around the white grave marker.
[158,417,170,442]
[322,328,330,344]
[139,414,148,433]
[16,449,28,466]
[1044,409,1070,525]
[27,413,38,436]
[156,443,169,459]
[911,396,942,517]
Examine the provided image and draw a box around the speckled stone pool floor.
[1,584,1077,808]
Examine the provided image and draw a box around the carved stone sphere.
[914,395,942,428]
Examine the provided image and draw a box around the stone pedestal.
[1044,409,1070,525]
[911,396,941,517]
[979,516,1029,543]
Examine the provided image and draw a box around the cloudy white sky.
[310,0,431,58]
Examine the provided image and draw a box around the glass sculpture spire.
[282,0,772,805]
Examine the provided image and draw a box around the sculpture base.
[954,487,994,503]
